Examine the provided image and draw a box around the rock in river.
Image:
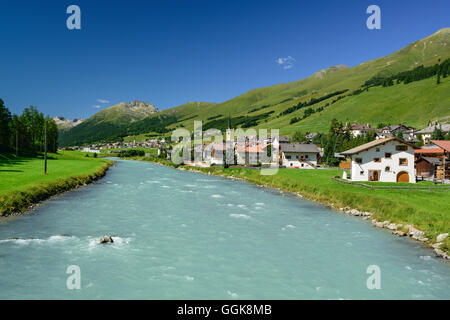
[99,236,114,244]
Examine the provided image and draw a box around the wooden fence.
[331,177,450,191]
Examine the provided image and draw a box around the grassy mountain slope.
[158,28,450,135]
[59,100,159,145]
[60,28,450,145]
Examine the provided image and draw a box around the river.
[0,159,449,299]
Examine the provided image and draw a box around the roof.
[416,123,450,134]
[431,140,450,152]
[414,148,444,154]
[415,157,442,165]
[276,136,291,143]
[280,143,319,153]
[349,123,371,130]
[382,124,415,132]
[235,145,266,153]
[341,137,418,156]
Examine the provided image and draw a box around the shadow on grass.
[0,153,58,168]
[0,169,24,172]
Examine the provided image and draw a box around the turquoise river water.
[0,159,449,299]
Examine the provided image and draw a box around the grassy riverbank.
[128,156,450,254]
[0,151,113,216]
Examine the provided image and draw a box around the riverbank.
[126,156,450,259]
[0,152,113,217]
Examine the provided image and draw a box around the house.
[270,135,290,145]
[280,143,319,169]
[376,124,417,141]
[235,144,266,165]
[415,157,441,178]
[346,123,373,137]
[82,147,100,153]
[341,137,418,183]
[428,140,450,180]
[203,142,228,165]
[305,132,319,142]
[416,123,450,143]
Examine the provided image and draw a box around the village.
[68,121,450,184]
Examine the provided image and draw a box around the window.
[399,158,408,166]
[360,171,364,175]
[355,158,362,164]
[376,148,380,152]
[396,145,407,151]
[373,158,381,162]
[301,164,304,167]
[385,152,392,158]
[286,155,291,159]
[305,155,309,159]
[385,166,390,172]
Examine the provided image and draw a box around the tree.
[431,125,445,140]
[291,130,307,143]
[0,99,12,151]
[45,117,59,153]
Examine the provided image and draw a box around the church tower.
[226,115,232,142]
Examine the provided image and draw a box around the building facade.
[341,137,417,183]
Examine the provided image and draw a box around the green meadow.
[0,151,112,215]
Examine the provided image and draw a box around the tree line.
[0,99,58,155]
[291,119,378,166]
[364,57,450,88]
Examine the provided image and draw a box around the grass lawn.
[0,151,110,194]
[133,155,450,253]
[0,151,112,216]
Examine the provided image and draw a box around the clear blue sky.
[0,0,448,119]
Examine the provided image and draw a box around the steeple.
[226,114,232,142]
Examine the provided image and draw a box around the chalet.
[347,123,373,137]
[376,124,417,141]
[341,137,418,183]
[280,143,319,169]
[416,123,450,143]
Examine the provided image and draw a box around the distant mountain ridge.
[58,100,159,145]
[53,116,85,130]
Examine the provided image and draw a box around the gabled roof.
[431,140,450,152]
[415,157,442,165]
[280,143,319,153]
[341,137,418,156]
[416,124,450,134]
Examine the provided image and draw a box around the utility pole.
[44,119,47,174]
[15,130,18,157]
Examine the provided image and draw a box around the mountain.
[59,28,450,146]
[58,100,159,146]
[53,116,85,130]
